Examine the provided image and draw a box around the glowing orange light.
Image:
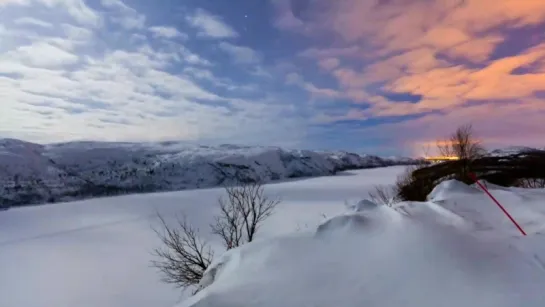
[424,156,460,161]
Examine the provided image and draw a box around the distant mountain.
[0,139,419,209]
[488,146,545,157]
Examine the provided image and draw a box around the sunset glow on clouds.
[0,0,544,155]
[277,0,545,154]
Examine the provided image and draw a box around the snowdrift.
[0,167,406,307]
[181,182,545,307]
[0,139,416,208]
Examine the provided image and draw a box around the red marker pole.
[469,173,526,236]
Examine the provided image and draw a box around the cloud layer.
[275,0,545,154]
[0,0,304,147]
[1,0,544,155]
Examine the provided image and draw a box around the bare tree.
[421,143,432,159]
[436,124,485,182]
[211,181,281,249]
[437,124,485,160]
[368,185,399,207]
[151,214,214,288]
[210,195,244,249]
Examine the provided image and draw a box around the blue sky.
[1,0,545,156]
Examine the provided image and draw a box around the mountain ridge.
[0,138,420,209]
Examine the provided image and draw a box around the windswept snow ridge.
[183,181,545,307]
[0,139,416,208]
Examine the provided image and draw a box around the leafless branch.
[368,185,399,207]
[151,213,214,288]
[212,181,280,249]
[152,180,280,291]
[437,124,485,160]
[436,124,486,182]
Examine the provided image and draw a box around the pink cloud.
[303,83,343,99]
[275,0,545,152]
[318,57,340,71]
[360,101,545,156]
[332,68,368,88]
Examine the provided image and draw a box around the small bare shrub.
[151,214,213,288]
[152,180,280,289]
[211,182,280,249]
[368,185,399,207]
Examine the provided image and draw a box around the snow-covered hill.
[182,179,545,307]
[0,139,417,208]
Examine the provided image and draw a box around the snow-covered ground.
[2,165,545,307]
[0,166,402,307]
[185,178,545,307]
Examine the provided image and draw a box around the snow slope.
[2,165,545,307]
[0,139,416,208]
[184,181,545,307]
[0,167,404,307]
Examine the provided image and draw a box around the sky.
[0,0,544,156]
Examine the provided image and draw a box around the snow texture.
[185,180,545,307]
[2,166,545,307]
[0,167,405,307]
[0,138,416,208]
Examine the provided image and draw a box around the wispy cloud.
[149,26,187,39]
[2,42,79,68]
[0,0,29,5]
[218,42,261,64]
[186,8,238,39]
[2,0,99,26]
[14,17,53,28]
[318,58,340,71]
[101,0,145,29]
[298,46,361,58]
[45,0,101,27]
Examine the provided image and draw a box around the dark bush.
[395,165,440,202]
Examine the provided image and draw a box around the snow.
[0,166,402,307]
[185,176,545,307]
[2,165,545,307]
[427,179,482,201]
[186,211,545,307]
[0,139,416,208]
